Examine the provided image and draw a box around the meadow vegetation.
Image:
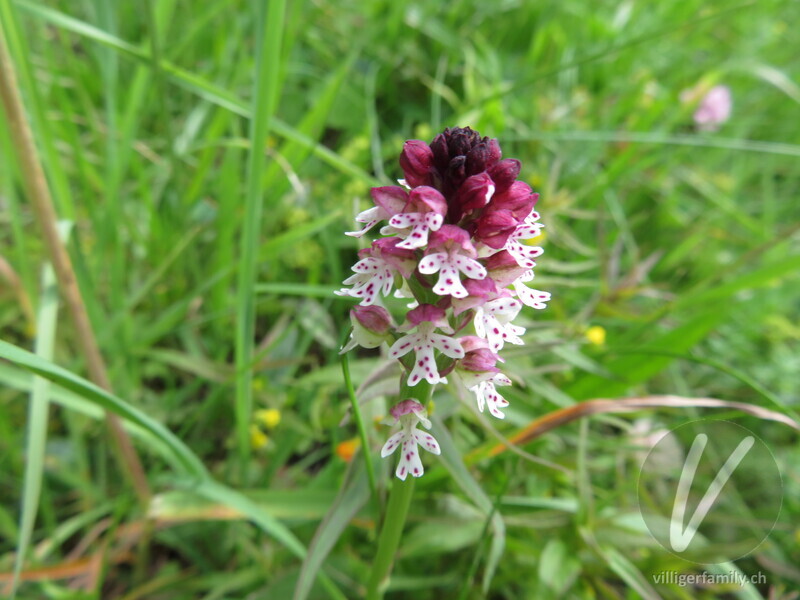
[1,0,799,598]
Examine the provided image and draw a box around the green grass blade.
[0,340,209,478]
[293,463,370,600]
[601,547,661,600]
[433,417,505,593]
[189,479,346,600]
[512,131,800,157]
[255,283,340,298]
[10,263,58,599]
[1,0,75,216]
[15,0,377,185]
[234,0,287,475]
[565,310,728,401]
[260,210,343,260]
[0,362,176,465]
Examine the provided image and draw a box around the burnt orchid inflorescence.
[337,127,550,479]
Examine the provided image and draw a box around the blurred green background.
[1,0,799,598]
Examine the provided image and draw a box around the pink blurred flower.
[693,85,732,131]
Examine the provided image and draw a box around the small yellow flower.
[252,378,265,392]
[250,425,269,450]
[255,408,281,429]
[335,438,361,463]
[585,325,607,346]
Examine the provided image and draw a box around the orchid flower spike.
[339,127,551,478]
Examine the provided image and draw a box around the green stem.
[365,380,433,599]
[341,350,377,505]
[365,478,415,600]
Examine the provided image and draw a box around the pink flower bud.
[390,398,426,420]
[457,335,490,354]
[475,209,519,249]
[351,305,392,335]
[370,186,408,215]
[454,172,495,219]
[340,305,394,353]
[451,278,498,315]
[460,347,501,374]
[399,140,435,187]
[406,303,448,327]
[427,224,474,253]
[694,85,732,131]
[408,186,447,215]
[488,181,538,220]
[485,250,528,287]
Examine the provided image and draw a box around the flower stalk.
[338,127,551,591]
[365,477,416,600]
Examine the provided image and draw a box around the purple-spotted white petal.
[392,212,445,249]
[474,297,524,352]
[381,400,441,480]
[512,270,551,309]
[389,324,464,386]
[470,374,512,419]
[336,256,397,306]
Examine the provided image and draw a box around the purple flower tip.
[390,399,425,419]
[351,305,392,334]
[406,303,447,326]
[427,224,473,252]
[400,140,435,188]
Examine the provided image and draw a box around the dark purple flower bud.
[446,155,467,192]
[430,133,450,172]
[370,186,408,215]
[475,209,519,249]
[465,138,502,176]
[399,140,435,188]
[446,127,482,157]
[352,305,392,335]
[455,172,495,219]
[488,159,521,193]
